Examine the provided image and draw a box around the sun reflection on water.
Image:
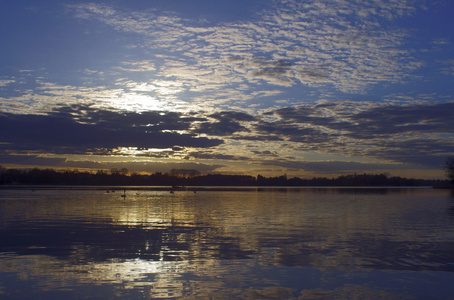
[1,188,454,298]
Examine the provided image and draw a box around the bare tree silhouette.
[444,157,454,183]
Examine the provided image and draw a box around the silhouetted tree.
[110,168,129,175]
[444,157,454,183]
[119,168,129,175]
[169,169,200,178]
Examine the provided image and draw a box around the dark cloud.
[270,102,454,140]
[209,111,256,122]
[0,154,68,167]
[227,55,244,62]
[197,120,248,136]
[252,60,293,77]
[253,101,454,169]
[57,105,206,132]
[231,135,284,141]
[1,101,453,174]
[197,110,256,136]
[0,106,223,154]
[298,67,330,81]
[357,139,453,168]
[73,161,222,174]
[345,102,454,138]
[0,153,221,173]
[254,120,333,143]
[272,105,346,128]
[186,151,250,161]
[187,101,453,170]
[251,150,279,157]
[258,159,405,173]
[274,102,454,135]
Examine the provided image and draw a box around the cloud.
[251,150,279,158]
[3,0,430,118]
[0,106,223,155]
[209,111,256,122]
[67,0,423,100]
[0,79,15,87]
[343,102,454,137]
[197,120,249,136]
[254,120,333,144]
[258,159,405,173]
[0,79,194,115]
[1,100,452,174]
[185,151,250,161]
[170,100,451,171]
[0,153,221,173]
[253,101,454,168]
[249,59,295,87]
[440,59,454,76]
[0,154,68,167]
[196,111,258,136]
[269,101,454,137]
[116,61,156,72]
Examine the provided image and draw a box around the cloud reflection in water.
[1,188,454,298]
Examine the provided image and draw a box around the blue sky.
[1,0,453,178]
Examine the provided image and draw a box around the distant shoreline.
[1,167,450,189]
[0,185,437,191]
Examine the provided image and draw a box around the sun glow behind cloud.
[107,92,173,113]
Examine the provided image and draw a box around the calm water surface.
[1,187,454,299]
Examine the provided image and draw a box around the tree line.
[0,166,446,187]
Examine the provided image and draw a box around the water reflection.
[1,188,454,298]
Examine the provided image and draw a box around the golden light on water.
[1,189,454,298]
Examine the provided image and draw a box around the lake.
[1,187,454,299]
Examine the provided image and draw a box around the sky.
[1,0,453,179]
